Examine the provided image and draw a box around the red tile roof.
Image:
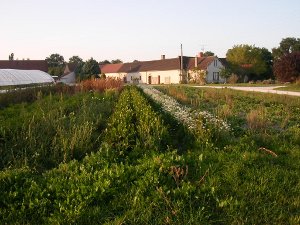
[100,56,219,74]
[0,60,48,72]
[187,56,215,70]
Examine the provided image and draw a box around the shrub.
[228,74,239,84]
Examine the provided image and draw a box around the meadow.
[0,82,299,224]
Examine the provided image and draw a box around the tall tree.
[273,52,300,82]
[272,37,300,60]
[45,53,65,76]
[82,58,100,79]
[69,56,84,78]
[226,44,272,81]
[45,53,65,67]
[69,55,83,65]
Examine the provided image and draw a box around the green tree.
[69,56,83,65]
[82,58,100,79]
[99,60,111,65]
[226,45,272,81]
[46,53,65,76]
[272,37,300,60]
[203,51,214,56]
[219,67,232,83]
[69,56,84,78]
[46,53,65,67]
[111,59,123,64]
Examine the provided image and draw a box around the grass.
[275,83,300,92]
[0,84,299,224]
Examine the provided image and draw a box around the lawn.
[275,83,300,92]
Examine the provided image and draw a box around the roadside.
[192,85,300,97]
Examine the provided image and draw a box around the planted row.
[0,90,118,171]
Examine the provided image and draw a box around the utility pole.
[180,43,183,82]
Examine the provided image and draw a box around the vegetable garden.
[0,82,299,224]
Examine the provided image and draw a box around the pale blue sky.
[1,0,299,62]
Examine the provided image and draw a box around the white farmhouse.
[100,53,226,84]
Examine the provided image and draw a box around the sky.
[0,0,300,62]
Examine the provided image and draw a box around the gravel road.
[193,86,300,97]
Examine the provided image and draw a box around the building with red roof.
[100,53,226,84]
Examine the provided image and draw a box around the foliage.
[69,55,83,65]
[45,53,65,67]
[69,55,85,78]
[45,53,66,76]
[8,53,14,60]
[273,51,300,82]
[227,74,239,84]
[226,44,273,81]
[219,67,232,82]
[272,37,300,60]
[76,77,123,93]
[82,58,100,79]
[99,59,111,65]
[111,59,123,64]
[1,85,300,224]
[203,51,214,56]
[0,91,117,171]
[189,67,207,84]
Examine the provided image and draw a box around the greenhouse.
[0,69,54,86]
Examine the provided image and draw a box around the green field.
[0,84,299,224]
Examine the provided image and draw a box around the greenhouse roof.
[0,69,54,86]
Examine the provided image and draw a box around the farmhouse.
[100,53,226,84]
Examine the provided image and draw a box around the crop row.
[0,90,118,171]
[1,86,299,224]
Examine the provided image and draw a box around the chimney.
[198,52,204,57]
[195,56,198,67]
[161,55,165,60]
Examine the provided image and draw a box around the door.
[148,76,151,84]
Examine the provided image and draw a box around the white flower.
[139,85,230,132]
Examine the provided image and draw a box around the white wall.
[105,70,181,84]
[205,58,226,83]
[60,72,76,84]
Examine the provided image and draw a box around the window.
[213,72,219,81]
[214,60,218,67]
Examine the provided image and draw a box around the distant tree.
[132,60,140,63]
[46,53,65,67]
[46,53,65,76]
[272,37,300,60]
[226,44,272,81]
[273,52,300,82]
[111,59,123,64]
[69,55,83,65]
[8,53,14,60]
[99,60,111,65]
[82,58,100,79]
[69,55,85,78]
[203,51,214,57]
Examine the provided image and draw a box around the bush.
[228,74,239,84]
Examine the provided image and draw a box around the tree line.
[44,37,300,83]
[222,37,300,82]
[45,55,123,80]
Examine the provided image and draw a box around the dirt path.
[193,86,300,97]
